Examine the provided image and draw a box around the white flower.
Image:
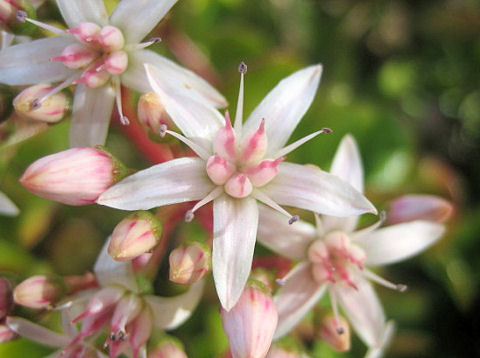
[97,64,377,310]
[256,134,446,357]
[0,0,226,146]
[0,190,19,216]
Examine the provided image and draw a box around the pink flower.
[169,241,211,284]
[256,134,446,357]
[98,65,376,310]
[13,274,66,309]
[20,147,125,205]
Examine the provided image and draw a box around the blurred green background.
[1,0,479,357]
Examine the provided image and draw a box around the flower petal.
[56,0,108,28]
[364,321,395,358]
[0,191,19,216]
[212,195,259,311]
[143,280,204,330]
[388,194,454,224]
[93,238,138,292]
[243,65,322,156]
[124,50,226,108]
[0,37,74,85]
[257,205,316,261]
[69,84,115,147]
[110,0,178,44]
[334,274,386,348]
[97,157,215,210]
[262,162,377,217]
[144,63,225,142]
[273,262,327,339]
[356,221,445,267]
[6,316,69,347]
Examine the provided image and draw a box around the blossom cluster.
[0,1,453,358]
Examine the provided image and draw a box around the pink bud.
[67,22,101,44]
[148,336,188,358]
[241,120,267,165]
[50,43,97,69]
[13,274,66,309]
[137,92,173,135]
[108,211,163,261]
[388,194,454,224]
[0,277,13,320]
[317,314,351,352]
[13,83,69,123]
[225,173,253,198]
[20,147,126,206]
[246,158,283,187]
[206,155,236,185]
[76,66,110,88]
[214,116,237,163]
[104,51,128,75]
[97,25,125,51]
[0,323,17,343]
[169,242,211,284]
[221,282,278,358]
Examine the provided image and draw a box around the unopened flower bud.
[13,83,69,123]
[0,323,17,343]
[317,314,350,352]
[221,281,278,358]
[169,242,211,284]
[108,211,162,261]
[389,194,454,224]
[0,277,13,319]
[13,274,66,309]
[148,335,188,358]
[137,92,173,136]
[20,147,127,206]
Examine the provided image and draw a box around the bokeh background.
[1,0,479,357]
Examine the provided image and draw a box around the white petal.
[144,63,225,143]
[273,262,327,339]
[110,0,178,44]
[357,221,445,266]
[212,195,259,311]
[93,238,138,292]
[6,317,69,347]
[364,321,395,358]
[243,65,322,155]
[262,162,377,217]
[56,0,107,27]
[0,37,74,85]
[0,191,19,216]
[69,84,115,147]
[97,157,215,210]
[257,205,315,261]
[144,280,204,330]
[124,50,226,108]
[335,274,386,347]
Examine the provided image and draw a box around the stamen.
[17,11,65,35]
[185,187,223,222]
[165,129,210,160]
[158,123,168,137]
[288,215,299,225]
[33,73,79,107]
[328,290,344,334]
[113,78,129,125]
[234,62,247,135]
[275,264,301,286]
[362,269,407,292]
[252,189,297,222]
[128,37,162,50]
[351,211,387,241]
[272,128,332,159]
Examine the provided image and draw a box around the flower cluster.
[0,1,453,358]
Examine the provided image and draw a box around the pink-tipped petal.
[388,194,454,224]
[273,262,327,339]
[97,158,214,210]
[0,37,75,86]
[263,163,377,217]
[244,65,323,156]
[69,84,115,147]
[144,280,204,330]
[212,195,259,311]
[257,205,316,261]
[6,316,69,347]
[56,0,107,28]
[110,0,178,44]
[356,221,445,267]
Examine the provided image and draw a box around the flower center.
[51,22,128,88]
[206,115,283,198]
[307,231,366,289]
